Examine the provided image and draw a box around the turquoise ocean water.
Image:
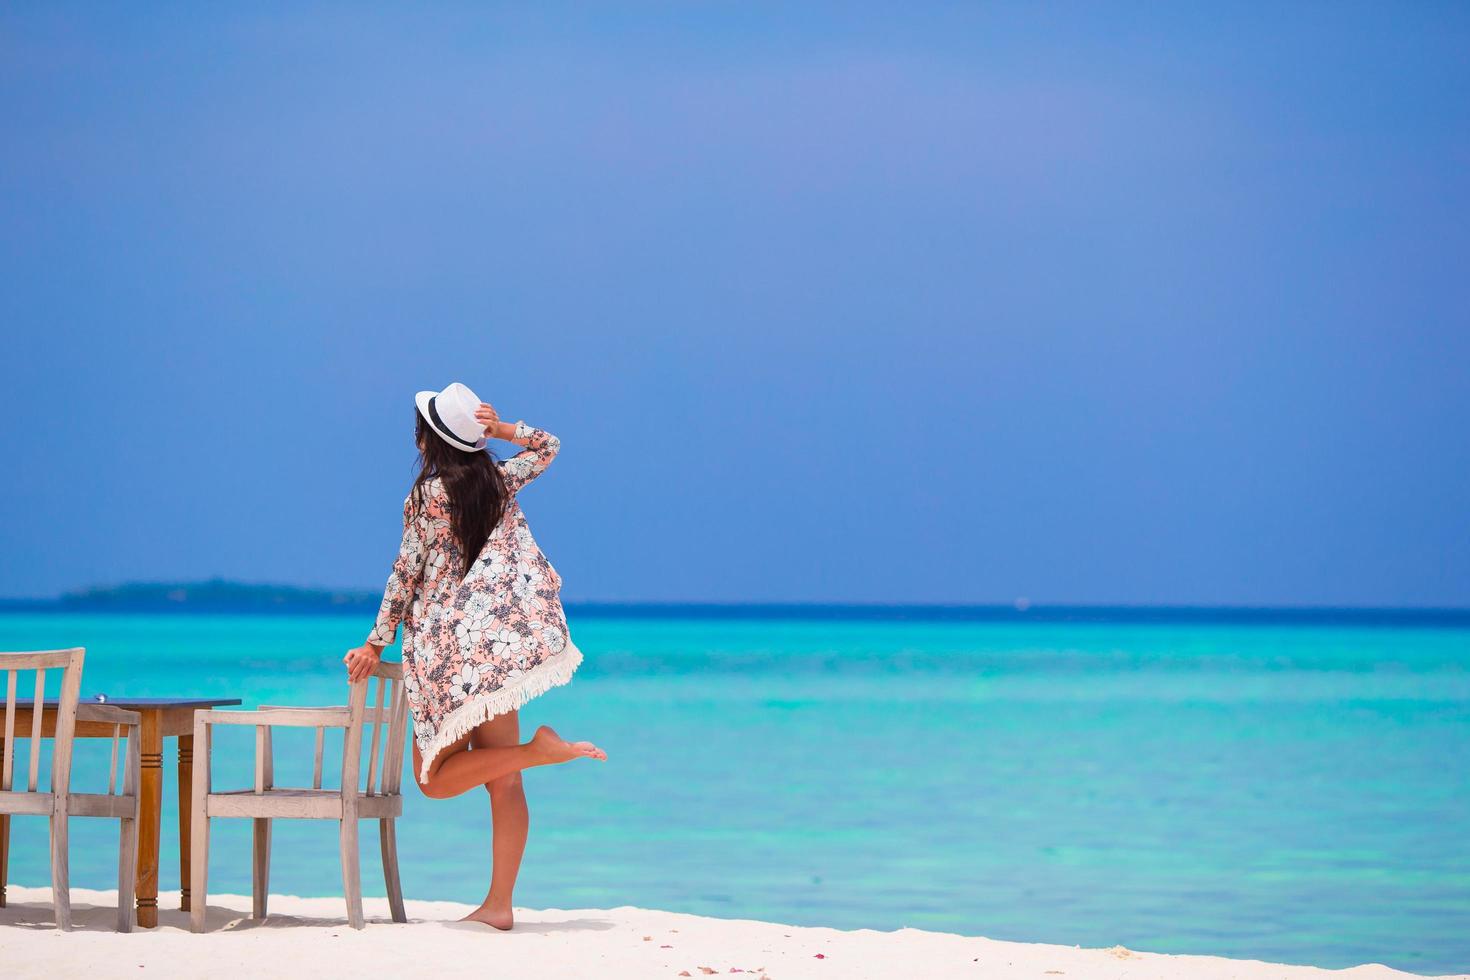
[1,611,1466,974]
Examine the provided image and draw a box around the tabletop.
[15,697,243,709]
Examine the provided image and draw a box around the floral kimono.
[367,421,581,781]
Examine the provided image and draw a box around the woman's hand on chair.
[343,643,383,682]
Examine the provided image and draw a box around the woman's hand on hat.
[475,402,506,438]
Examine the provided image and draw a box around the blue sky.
[2,4,1467,605]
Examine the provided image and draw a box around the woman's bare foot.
[460,904,514,930]
[530,725,607,763]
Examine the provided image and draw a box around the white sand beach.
[1,885,1460,980]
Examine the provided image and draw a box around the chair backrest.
[343,661,409,800]
[0,648,84,799]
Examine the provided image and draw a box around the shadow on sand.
[0,893,613,935]
[440,917,616,935]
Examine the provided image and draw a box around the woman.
[342,381,604,930]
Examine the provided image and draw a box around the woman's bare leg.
[459,711,526,930]
[414,724,605,801]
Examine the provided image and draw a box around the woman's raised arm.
[484,415,560,493]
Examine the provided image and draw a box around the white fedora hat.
[415,382,488,452]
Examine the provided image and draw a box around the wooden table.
[0,696,240,927]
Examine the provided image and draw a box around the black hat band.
[427,396,480,450]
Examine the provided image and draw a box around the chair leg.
[51,810,71,931]
[252,818,271,919]
[117,814,138,933]
[0,813,10,908]
[189,719,209,933]
[339,817,364,930]
[189,814,209,933]
[379,818,406,923]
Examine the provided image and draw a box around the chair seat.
[209,787,341,819]
[0,791,135,818]
[69,793,137,819]
[356,795,402,819]
[207,787,402,820]
[0,790,54,815]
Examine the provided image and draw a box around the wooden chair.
[190,661,409,932]
[0,648,142,932]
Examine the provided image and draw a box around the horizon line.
[2,577,1468,614]
[1,596,1467,627]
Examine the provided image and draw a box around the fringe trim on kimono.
[416,639,584,784]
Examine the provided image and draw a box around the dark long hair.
[411,411,509,577]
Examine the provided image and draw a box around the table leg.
[137,710,162,928]
[178,733,194,911]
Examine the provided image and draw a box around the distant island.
[7,579,382,613]
[0,579,1467,626]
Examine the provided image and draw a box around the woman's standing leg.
[463,710,526,929]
